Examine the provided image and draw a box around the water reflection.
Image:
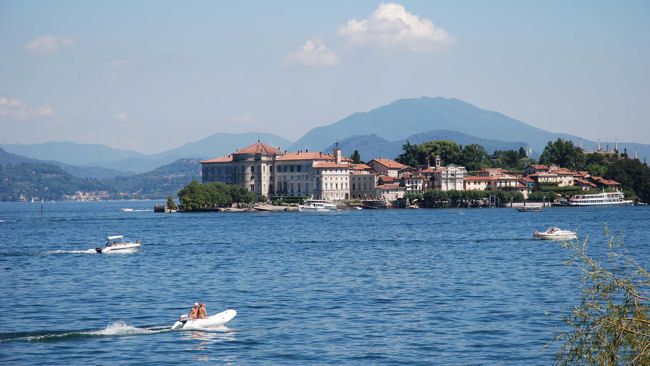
[183,327,237,350]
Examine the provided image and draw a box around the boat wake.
[0,321,169,343]
[0,320,237,344]
[39,249,98,255]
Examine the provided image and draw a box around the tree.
[462,144,490,171]
[396,140,463,166]
[350,150,363,164]
[554,228,649,365]
[518,146,527,158]
[395,141,420,167]
[166,195,177,210]
[539,139,585,170]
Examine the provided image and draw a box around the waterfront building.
[200,141,281,197]
[478,168,509,177]
[591,176,621,189]
[201,141,351,201]
[419,155,467,191]
[464,176,490,191]
[525,164,550,176]
[375,184,405,202]
[575,178,597,191]
[349,163,377,199]
[367,158,407,178]
[400,174,424,195]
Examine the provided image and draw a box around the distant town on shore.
[178,137,649,210]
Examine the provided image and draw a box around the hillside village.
[199,141,631,208]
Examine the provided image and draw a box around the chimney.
[615,138,618,153]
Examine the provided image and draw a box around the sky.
[1,0,649,154]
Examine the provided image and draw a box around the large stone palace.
[200,141,351,200]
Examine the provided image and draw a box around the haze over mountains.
[3,97,648,180]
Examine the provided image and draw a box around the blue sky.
[1,0,648,153]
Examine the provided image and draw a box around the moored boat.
[534,227,576,240]
[298,199,337,212]
[568,190,634,206]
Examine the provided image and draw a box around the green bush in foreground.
[554,227,649,365]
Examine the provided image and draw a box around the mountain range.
[326,130,531,162]
[2,97,648,181]
[1,132,291,176]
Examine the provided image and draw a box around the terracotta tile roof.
[233,141,282,155]
[376,184,400,188]
[593,176,620,186]
[378,175,397,182]
[528,164,549,170]
[350,163,371,171]
[575,178,597,187]
[201,155,233,163]
[574,171,590,177]
[520,176,535,183]
[464,176,492,181]
[369,158,408,169]
[313,162,350,169]
[276,152,335,161]
[420,168,434,173]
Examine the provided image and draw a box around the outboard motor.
[96,248,102,253]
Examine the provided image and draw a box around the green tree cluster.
[539,138,585,170]
[349,150,363,164]
[177,180,259,210]
[396,140,533,171]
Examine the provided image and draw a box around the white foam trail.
[41,249,98,254]
[87,320,156,336]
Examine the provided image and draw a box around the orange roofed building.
[201,141,351,200]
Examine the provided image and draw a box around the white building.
[201,141,351,201]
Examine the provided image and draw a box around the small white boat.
[171,309,237,330]
[121,208,134,212]
[298,199,337,212]
[534,227,577,240]
[96,235,141,253]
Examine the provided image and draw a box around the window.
[251,166,255,173]
[290,165,294,172]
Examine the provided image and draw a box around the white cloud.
[0,97,54,120]
[232,113,254,123]
[116,112,128,121]
[283,39,339,67]
[338,2,455,51]
[25,35,76,55]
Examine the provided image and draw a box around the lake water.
[1,201,648,365]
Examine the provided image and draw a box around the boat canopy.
[106,235,124,240]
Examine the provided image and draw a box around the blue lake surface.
[1,201,648,364]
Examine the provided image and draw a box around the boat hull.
[171,309,237,330]
[96,243,141,253]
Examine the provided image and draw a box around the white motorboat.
[533,227,577,240]
[298,199,337,212]
[96,235,141,253]
[121,208,134,212]
[171,309,237,330]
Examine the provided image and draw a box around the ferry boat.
[568,190,634,206]
[298,199,338,212]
